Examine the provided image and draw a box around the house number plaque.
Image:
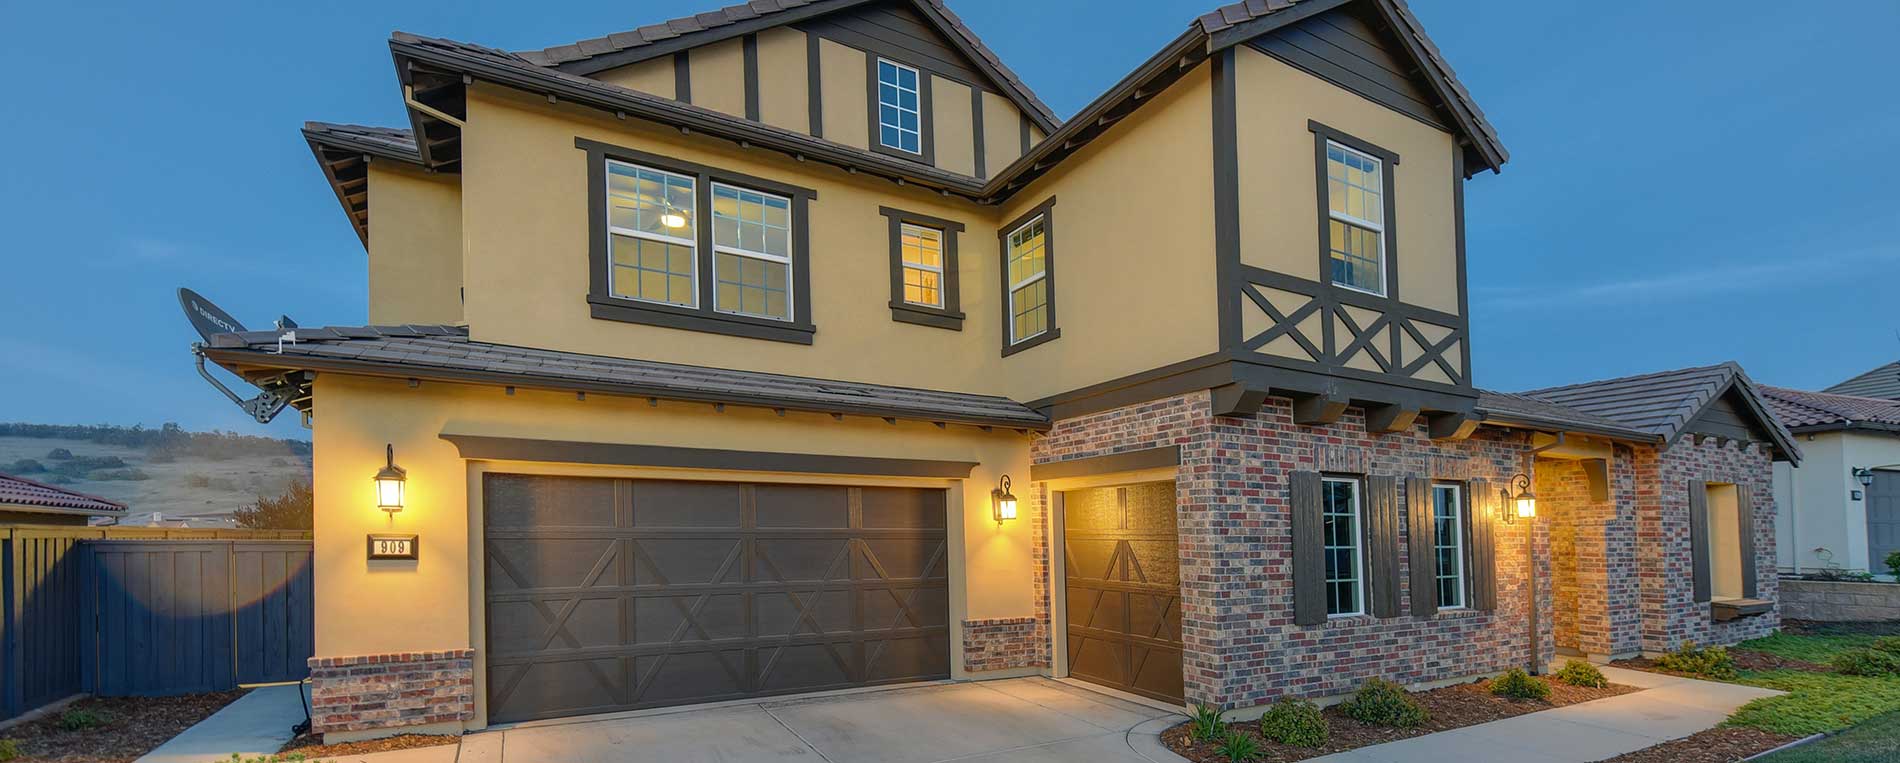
[367,534,419,560]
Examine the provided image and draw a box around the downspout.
[1524,431,1564,674]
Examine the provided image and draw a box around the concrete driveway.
[458,677,1184,763]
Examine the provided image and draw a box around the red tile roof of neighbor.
[0,473,127,515]
[1758,385,1900,432]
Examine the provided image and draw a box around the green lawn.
[1752,710,1900,763]
[1735,631,1877,663]
[1717,629,1900,737]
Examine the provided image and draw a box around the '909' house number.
[367,534,418,560]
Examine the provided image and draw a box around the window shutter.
[1738,485,1758,599]
[1291,471,1326,626]
[1405,478,1437,617]
[1467,477,1497,611]
[1689,480,1712,604]
[1366,475,1401,618]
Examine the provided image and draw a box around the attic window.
[876,59,922,154]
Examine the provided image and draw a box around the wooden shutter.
[1688,480,1711,603]
[1738,485,1758,598]
[1406,477,1437,617]
[1291,471,1326,626]
[1467,477,1497,611]
[1366,476,1401,618]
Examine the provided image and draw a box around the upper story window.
[711,183,793,321]
[877,59,922,154]
[1325,140,1386,296]
[901,224,945,308]
[1431,483,1465,609]
[998,197,1059,355]
[1322,476,1365,617]
[880,207,965,331]
[607,161,698,308]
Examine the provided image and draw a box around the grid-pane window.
[606,160,697,307]
[900,223,945,308]
[1006,216,1048,343]
[1322,477,1364,616]
[877,59,922,154]
[711,183,793,321]
[1433,483,1466,609]
[1325,141,1385,295]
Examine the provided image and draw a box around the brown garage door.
[1063,481,1184,704]
[482,474,949,723]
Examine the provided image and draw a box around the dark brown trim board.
[1031,446,1181,482]
[1211,47,1240,351]
[866,54,936,166]
[673,51,692,103]
[742,33,761,121]
[576,136,818,345]
[806,31,825,137]
[879,206,967,330]
[441,434,978,478]
[970,85,987,178]
[999,195,1060,357]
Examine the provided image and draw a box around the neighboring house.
[0,473,127,525]
[1760,385,1900,576]
[1825,360,1900,401]
[192,0,1796,742]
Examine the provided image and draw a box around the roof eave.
[0,502,123,518]
[1473,412,1658,445]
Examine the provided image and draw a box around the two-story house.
[192,0,1800,741]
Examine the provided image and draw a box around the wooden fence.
[0,525,312,720]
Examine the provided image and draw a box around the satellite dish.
[177,288,247,342]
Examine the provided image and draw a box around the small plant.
[1217,728,1261,762]
[1339,677,1429,728]
[1872,636,1900,655]
[1887,550,1900,581]
[6,459,45,474]
[1831,647,1900,677]
[1490,668,1552,700]
[1655,642,1737,680]
[1258,697,1328,747]
[1554,659,1608,688]
[0,739,20,762]
[57,708,103,731]
[1188,703,1226,743]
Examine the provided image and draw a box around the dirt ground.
[0,436,307,526]
[282,732,460,758]
[3,691,246,763]
[1598,726,1796,763]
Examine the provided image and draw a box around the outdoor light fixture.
[374,443,407,514]
[1854,467,1875,488]
[1502,473,1535,523]
[991,475,1018,523]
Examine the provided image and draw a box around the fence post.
[3,529,18,721]
[78,541,96,693]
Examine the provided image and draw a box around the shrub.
[57,708,103,731]
[1888,550,1900,581]
[1217,728,1261,762]
[0,739,18,762]
[6,459,44,474]
[1655,643,1738,680]
[1554,659,1609,688]
[1831,648,1900,677]
[45,448,72,460]
[1339,678,1429,728]
[1872,636,1900,656]
[1257,697,1328,747]
[1188,703,1225,743]
[1490,668,1552,700]
[90,468,149,481]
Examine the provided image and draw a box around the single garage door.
[1063,481,1184,704]
[1870,470,1900,573]
[482,473,949,723]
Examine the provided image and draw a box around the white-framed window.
[711,182,793,321]
[877,59,922,154]
[606,160,698,307]
[1005,215,1049,343]
[1322,477,1365,617]
[900,223,945,308]
[1432,483,1465,609]
[1325,141,1385,296]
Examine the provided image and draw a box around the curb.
[1740,732,1828,761]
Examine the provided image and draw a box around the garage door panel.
[758,642,856,690]
[1127,540,1180,586]
[858,538,947,580]
[487,474,618,527]
[865,635,950,682]
[636,650,747,702]
[635,539,742,585]
[861,487,947,529]
[487,538,621,591]
[490,657,626,720]
[755,484,850,528]
[633,593,747,643]
[758,589,854,635]
[862,585,948,630]
[755,538,852,581]
[631,480,744,527]
[1062,481,1183,705]
[1124,483,1176,530]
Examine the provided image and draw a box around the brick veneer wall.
[1636,438,1780,653]
[308,649,474,737]
[962,617,1046,672]
[1033,392,1550,709]
[1540,449,1642,659]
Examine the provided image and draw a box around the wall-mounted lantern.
[374,443,407,514]
[1502,473,1535,523]
[1854,467,1875,488]
[991,475,1018,523]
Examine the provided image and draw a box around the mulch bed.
[4,690,247,763]
[1613,649,1831,677]
[281,732,459,758]
[1598,726,1797,763]
[1162,676,1636,762]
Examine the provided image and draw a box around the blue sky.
[2,0,1895,440]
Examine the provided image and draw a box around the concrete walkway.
[135,684,309,763]
[1305,666,1782,763]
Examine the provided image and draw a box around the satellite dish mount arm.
[194,344,289,424]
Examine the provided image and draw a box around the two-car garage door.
[482,473,950,723]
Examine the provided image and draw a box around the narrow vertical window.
[1432,483,1465,609]
[1006,215,1048,344]
[877,59,922,154]
[1325,141,1386,295]
[1323,477,1365,617]
[711,183,793,321]
[606,161,697,307]
[900,223,945,308]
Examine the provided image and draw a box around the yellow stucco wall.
[980,90,1023,174]
[756,27,809,132]
[817,39,868,150]
[932,75,975,176]
[366,164,462,325]
[688,38,747,118]
[594,56,674,100]
[1234,45,1461,316]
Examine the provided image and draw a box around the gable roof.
[1518,362,1800,461]
[1825,361,1900,401]
[1473,390,1653,442]
[512,0,1060,134]
[1759,385,1900,434]
[302,122,425,247]
[0,473,126,517]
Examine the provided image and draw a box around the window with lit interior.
[877,59,922,154]
[1432,483,1465,609]
[1323,477,1364,616]
[1006,215,1048,344]
[711,183,793,321]
[901,223,945,308]
[606,160,698,307]
[1325,141,1386,295]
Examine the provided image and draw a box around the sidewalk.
[135,684,309,763]
[1305,666,1781,763]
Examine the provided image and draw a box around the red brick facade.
[961,616,1047,672]
[1636,437,1780,652]
[308,649,475,737]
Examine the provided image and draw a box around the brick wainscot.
[308,649,475,738]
